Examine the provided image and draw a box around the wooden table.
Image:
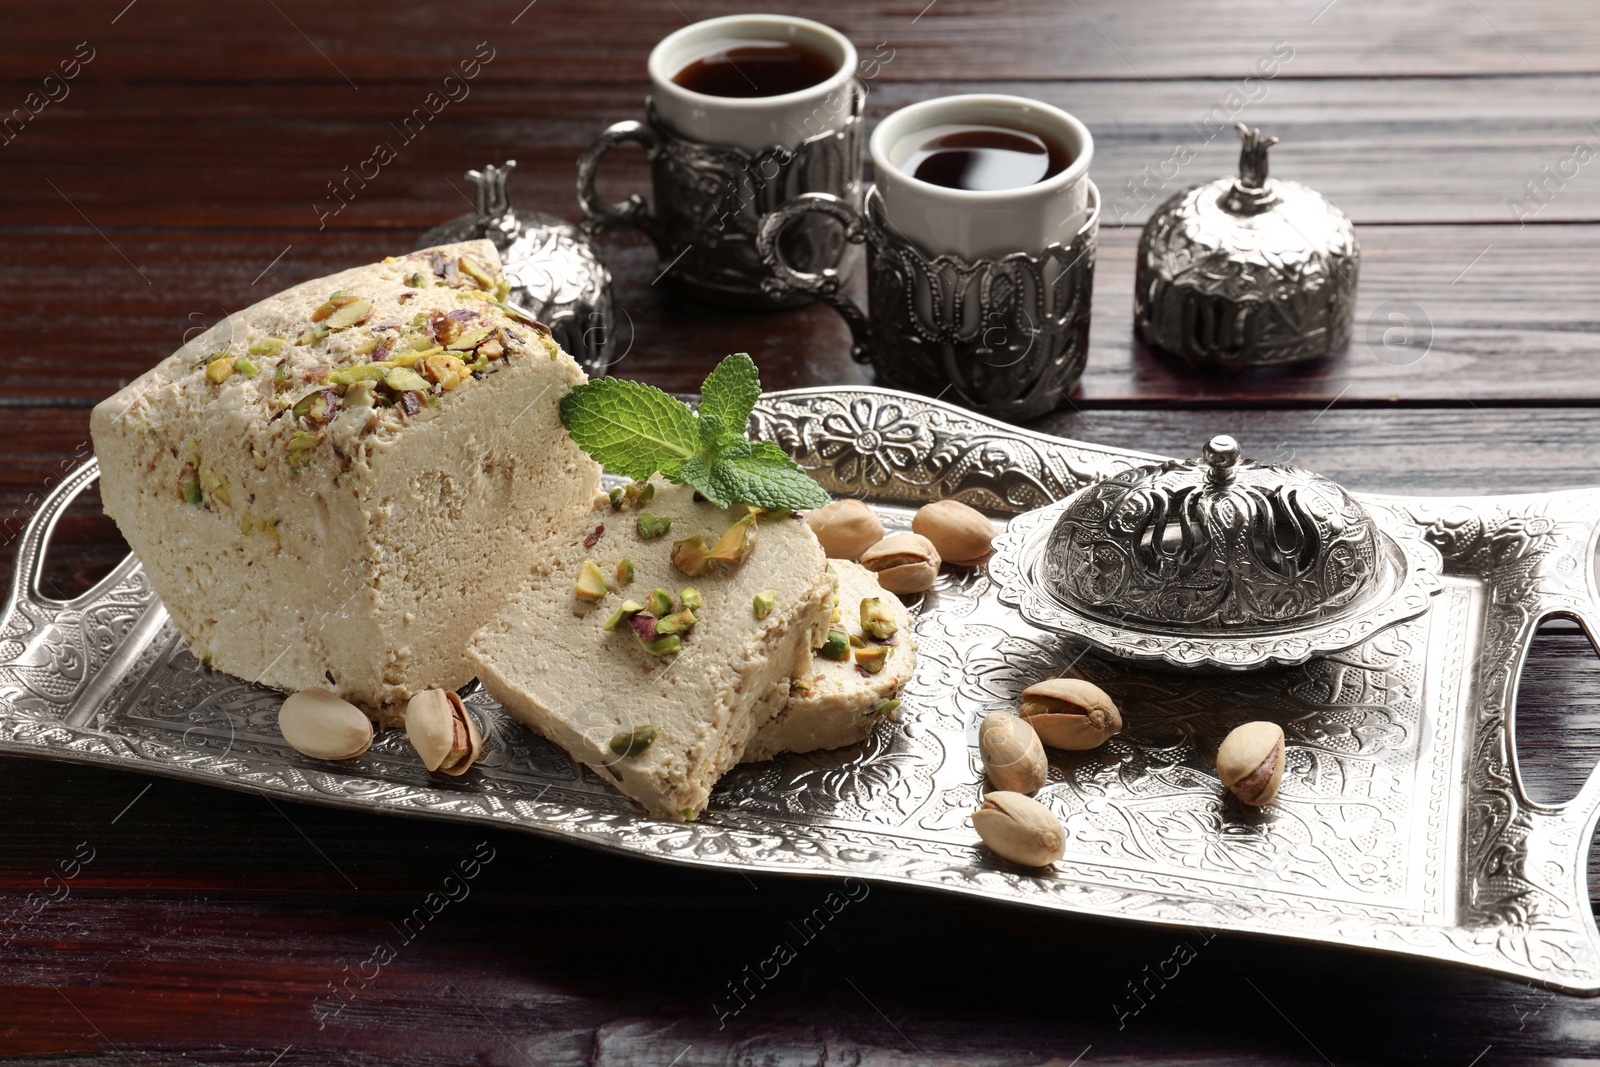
[5,2,1600,1062]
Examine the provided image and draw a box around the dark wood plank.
[7,77,1600,229]
[3,0,1599,84]
[6,222,1600,405]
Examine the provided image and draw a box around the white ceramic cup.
[647,14,859,153]
[869,94,1095,259]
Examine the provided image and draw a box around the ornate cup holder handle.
[576,86,865,309]
[575,119,664,244]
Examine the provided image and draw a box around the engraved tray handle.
[7,388,1600,994]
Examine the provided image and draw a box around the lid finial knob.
[1222,126,1281,216]
[1202,434,1241,487]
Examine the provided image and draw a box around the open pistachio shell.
[1217,720,1285,806]
[1018,678,1123,750]
[405,689,484,776]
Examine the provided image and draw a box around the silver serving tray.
[4,387,1600,993]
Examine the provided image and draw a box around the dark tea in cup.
[893,123,1073,191]
[672,38,839,98]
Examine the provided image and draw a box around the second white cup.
[869,94,1095,260]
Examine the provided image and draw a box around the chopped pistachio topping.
[574,560,609,603]
[248,337,286,357]
[818,630,851,661]
[636,633,682,656]
[616,558,635,585]
[647,588,674,616]
[609,486,626,509]
[860,597,898,640]
[420,353,470,391]
[752,589,776,620]
[285,431,321,474]
[670,535,710,576]
[872,698,902,719]
[324,298,373,330]
[679,587,703,612]
[854,644,890,673]
[232,357,259,379]
[656,609,697,636]
[199,467,231,507]
[383,366,429,393]
[204,357,235,384]
[636,512,671,539]
[459,256,496,289]
[292,389,338,426]
[608,725,657,757]
[446,325,493,352]
[706,514,757,567]
[602,599,645,632]
[328,364,387,386]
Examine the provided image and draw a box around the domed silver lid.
[415,160,616,379]
[988,436,1443,671]
[1044,435,1380,630]
[1135,126,1358,370]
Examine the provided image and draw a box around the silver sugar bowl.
[989,435,1442,670]
[1135,126,1358,370]
[415,160,616,379]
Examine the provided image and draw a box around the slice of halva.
[743,560,915,762]
[91,240,600,721]
[467,482,833,820]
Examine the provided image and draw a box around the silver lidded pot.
[1135,125,1358,370]
[415,160,616,379]
[988,436,1442,671]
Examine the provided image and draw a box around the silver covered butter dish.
[1135,125,1359,370]
[990,434,1443,669]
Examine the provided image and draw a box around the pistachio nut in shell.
[278,689,373,761]
[1217,721,1285,806]
[405,688,484,776]
[972,790,1065,868]
[978,712,1047,794]
[859,533,940,595]
[804,499,885,560]
[912,499,997,566]
[1018,678,1122,750]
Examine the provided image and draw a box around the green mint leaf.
[697,412,726,451]
[703,441,830,511]
[697,353,761,446]
[678,453,726,508]
[559,377,699,482]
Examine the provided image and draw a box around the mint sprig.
[559,353,830,511]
